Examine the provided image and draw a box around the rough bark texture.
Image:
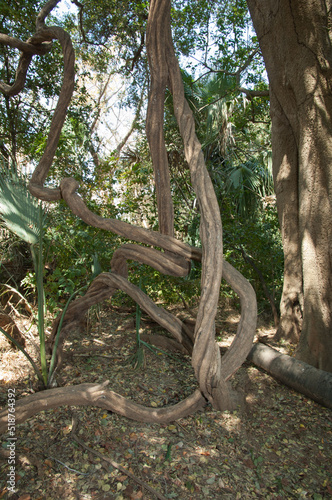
[0,383,206,435]
[146,0,174,236]
[247,0,332,371]
[0,0,257,428]
[248,343,332,409]
[268,90,303,343]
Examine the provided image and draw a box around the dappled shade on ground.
[0,304,331,498]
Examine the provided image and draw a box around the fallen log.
[247,343,332,409]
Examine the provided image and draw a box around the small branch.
[71,0,86,42]
[238,87,270,99]
[90,73,113,135]
[36,0,61,30]
[130,31,145,71]
[0,34,51,55]
[174,290,197,319]
[73,353,120,359]
[198,93,228,113]
[169,172,192,211]
[138,384,160,397]
[234,49,260,84]
[191,57,237,82]
[192,48,261,85]
[47,455,90,475]
[0,284,34,315]
[116,81,146,155]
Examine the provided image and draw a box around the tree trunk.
[247,0,332,371]
[247,343,332,409]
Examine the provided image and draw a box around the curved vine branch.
[146,0,173,236]
[0,0,257,430]
[0,382,206,434]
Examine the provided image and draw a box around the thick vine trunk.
[247,0,332,371]
[146,0,174,236]
[0,0,257,428]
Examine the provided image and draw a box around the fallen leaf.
[131,491,143,500]
[243,459,254,469]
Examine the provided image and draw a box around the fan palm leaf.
[0,172,46,245]
[0,170,49,384]
[225,160,274,216]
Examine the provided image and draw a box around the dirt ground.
[0,301,331,499]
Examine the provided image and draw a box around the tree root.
[0,381,206,435]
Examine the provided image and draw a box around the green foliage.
[0,172,47,245]
[223,203,283,314]
[42,201,120,310]
[224,158,273,217]
[126,261,201,308]
[115,143,156,228]
[0,171,49,385]
[0,0,283,325]
[0,170,93,386]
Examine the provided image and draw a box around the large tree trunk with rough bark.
[247,0,332,371]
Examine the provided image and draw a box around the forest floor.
[0,299,331,500]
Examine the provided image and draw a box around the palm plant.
[184,73,273,216]
[194,74,236,157]
[225,158,274,217]
[0,171,49,386]
[0,171,92,387]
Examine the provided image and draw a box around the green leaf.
[91,252,102,278]
[0,172,46,245]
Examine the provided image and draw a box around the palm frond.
[0,172,46,245]
[225,160,274,217]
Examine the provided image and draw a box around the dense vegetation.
[0,2,331,498]
[0,0,281,323]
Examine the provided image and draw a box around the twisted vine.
[0,0,257,431]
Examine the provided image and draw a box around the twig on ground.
[92,338,111,345]
[138,383,161,397]
[175,421,190,434]
[47,455,90,475]
[73,353,120,359]
[174,290,197,319]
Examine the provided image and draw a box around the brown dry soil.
[0,302,331,500]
